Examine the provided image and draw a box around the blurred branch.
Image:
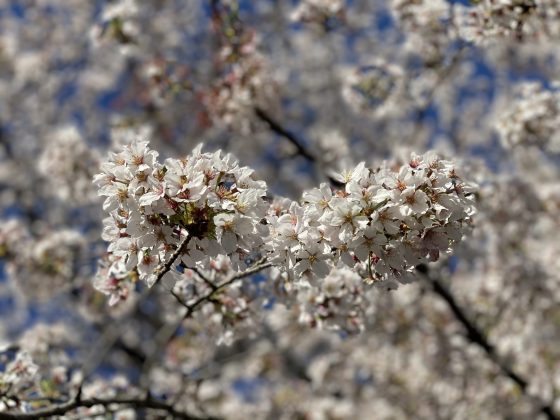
[190,266,218,291]
[417,264,557,420]
[2,391,219,420]
[262,322,312,382]
[254,107,344,187]
[255,107,317,162]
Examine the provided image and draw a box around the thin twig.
[184,259,272,320]
[171,289,190,308]
[191,266,218,291]
[151,234,191,287]
[139,259,273,388]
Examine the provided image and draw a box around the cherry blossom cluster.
[202,31,277,134]
[93,252,136,307]
[294,267,373,334]
[390,0,449,28]
[140,59,192,109]
[93,140,269,298]
[90,0,140,54]
[290,0,345,27]
[75,376,136,419]
[454,0,560,44]
[0,324,131,417]
[341,60,407,118]
[91,139,478,340]
[390,0,451,65]
[38,125,100,202]
[267,152,476,289]
[0,220,86,300]
[0,219,29,259]
[495,82,560,152]
[0,351,38,412]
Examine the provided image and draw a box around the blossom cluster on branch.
[3,0,560,418]
[93,139,476,336]
[0,220,86,300]
[290,0,345,27]
[341,60,407,118]
[455,0,560,44]
[0,351,38,412]
[495,82,560,152]
[93,140,268,304]
[268,151,476,288]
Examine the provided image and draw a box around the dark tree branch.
[151,234,191,287]
[1,393,219,420]
[417,264,557,420]
[114,337,147,364]
[255,107,317,162]
[254,107,344,188]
